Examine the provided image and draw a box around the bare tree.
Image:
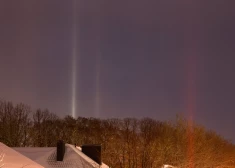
[0,101,31,147]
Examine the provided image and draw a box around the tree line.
[0,100,235,168]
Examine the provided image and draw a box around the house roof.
[0,142,44,168]
[14,144,109,168]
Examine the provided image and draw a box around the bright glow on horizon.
[71,0,77,118]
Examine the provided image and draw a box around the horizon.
[1,98,234,144]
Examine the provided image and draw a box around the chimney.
[81,144,102,165]
[57,140,65,161]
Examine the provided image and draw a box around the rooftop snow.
[0,142,44,168]
[14,144,109,168]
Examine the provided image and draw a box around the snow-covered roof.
[0,142,44,168]
[14,144,109,168]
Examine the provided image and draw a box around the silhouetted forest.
[0,100,235,168]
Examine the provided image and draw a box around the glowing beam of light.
[186,54,196,168]
[184,2,200,168]
[185,22,200,168]
[93,1,104,118]
[94,54,101,118]
[71,0,78,118]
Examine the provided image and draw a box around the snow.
[12,147,54,161]
[74,145,109,168]
[0,142,44,168]
[14,144,109,168]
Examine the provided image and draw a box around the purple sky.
[0,0,235,142]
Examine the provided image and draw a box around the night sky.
[0,0,235,142]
